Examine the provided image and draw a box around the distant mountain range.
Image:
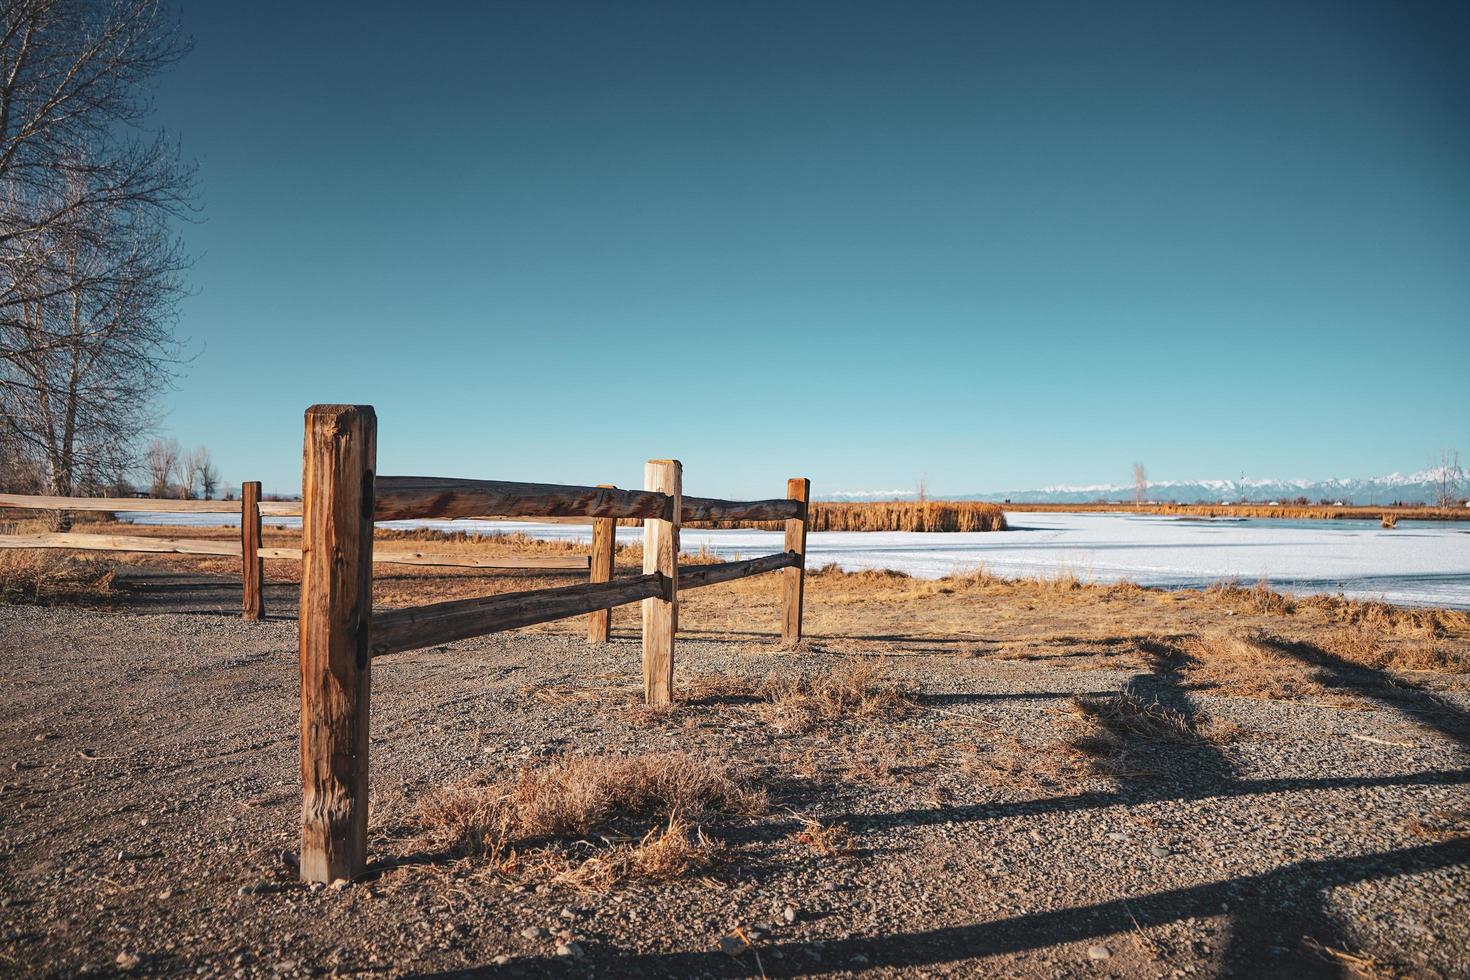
[826,470,1465,506]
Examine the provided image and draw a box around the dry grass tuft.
[1068,689,1207,745]
[1404,809,1470,841]
[1063,687,1240,775]
[0,550,115,603]
[754,662,915,734]
[414,751,767,883]
[1208,578,1296,615]
[792,816,858,856]
[536,814,726,891]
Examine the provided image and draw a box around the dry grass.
[792,816,858,856]
[754,663,915,734]
[1404,809,1470,841]
[1063,687,1240,775]
[1007,501,1470,523]
[680,500,1007,532]
[0,550,115,603]
[412,751,765,889]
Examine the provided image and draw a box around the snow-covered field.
[125,510,1470,609]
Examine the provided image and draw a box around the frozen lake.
[125,510,1470,609]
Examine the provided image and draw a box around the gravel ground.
[2,596,1468,979]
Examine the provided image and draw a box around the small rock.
[330,878,350,892]
[783,906,798,924]
[492,954,511,965]
[1106,832,1127,842]
[1150,845,1172,857]
[559,906,579,920]
[156,888,172,900]
[521,926,550,941]
[554,942,583,959]
[115,952,141,971]
[720,935,748,957]
[852,953,870,964]
[1087,945,1112,961]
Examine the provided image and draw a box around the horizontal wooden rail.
[681,496,803,523]
[371,572,666,656]
[679,551,799,590]
[0,533,586,570]
[0,531,243,556]
[374,476,671,522]
[0,492,301,517]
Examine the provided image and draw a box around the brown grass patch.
[792,816,857,856]
[413,751,765,890]
[1404,809,1470,841]
[0,550,115,603]
[1063,687,1240,775]
[754,662,915,734]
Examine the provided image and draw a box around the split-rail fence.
[297,404,809,882]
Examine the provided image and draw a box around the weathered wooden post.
[299,405,376,883]
[641,460,680,706]
[241,481,265,621]
[586,484,616,643]
[781,477,810,648]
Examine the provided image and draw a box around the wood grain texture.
[586,484,616,643]
[641,460,680,706]
[299,405,376,884]
[680,496,802,522]
[781,478,811,648]
[371,574,664,657]
[0,491,301,517]
[0,532,242,555]
[241,482,265,621]
[679,551,799,591]
[373,476,669,521]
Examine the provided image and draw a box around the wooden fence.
[0,488,590,620]
[297,404,809,882]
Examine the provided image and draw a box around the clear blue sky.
[153,0,1469,498]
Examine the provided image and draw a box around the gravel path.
[2,601,1468,978]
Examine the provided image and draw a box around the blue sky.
[152,1,1469,498]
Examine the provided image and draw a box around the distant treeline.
[682,500,1008,533]
[1001,502,1470,522]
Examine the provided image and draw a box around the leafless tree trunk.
[1133,462,1148,505]
[1433,449,1463,508]
[0,0,194,512]
[143,436,177,498]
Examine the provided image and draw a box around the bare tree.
[1432,449,1463,508]
[1132,462,1148,505]
[142,436,177,498]
[198,449,218,500]
[0,0,195,505]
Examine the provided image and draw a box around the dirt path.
[2,578,1468,978]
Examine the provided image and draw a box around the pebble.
[115,952,141,970]
[521,926,550,941]
[1151,844,1172,857]
[1087,945,1112,961]
[783,906,798,924]
[492,954,511,965]
[330,879,350,892]
[554,942,583,958]
[559,906,578,920]
[719,935,748,957]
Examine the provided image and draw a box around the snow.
[121,510,1470,609]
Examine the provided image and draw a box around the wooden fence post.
[586,484,616,643]
[641,460,680,706]
[299,405,376,883]
[241,481,265,621]
[781,477,810,648]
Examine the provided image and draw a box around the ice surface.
[122,510,1470,609]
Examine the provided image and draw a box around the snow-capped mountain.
[825,470,1464,506]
